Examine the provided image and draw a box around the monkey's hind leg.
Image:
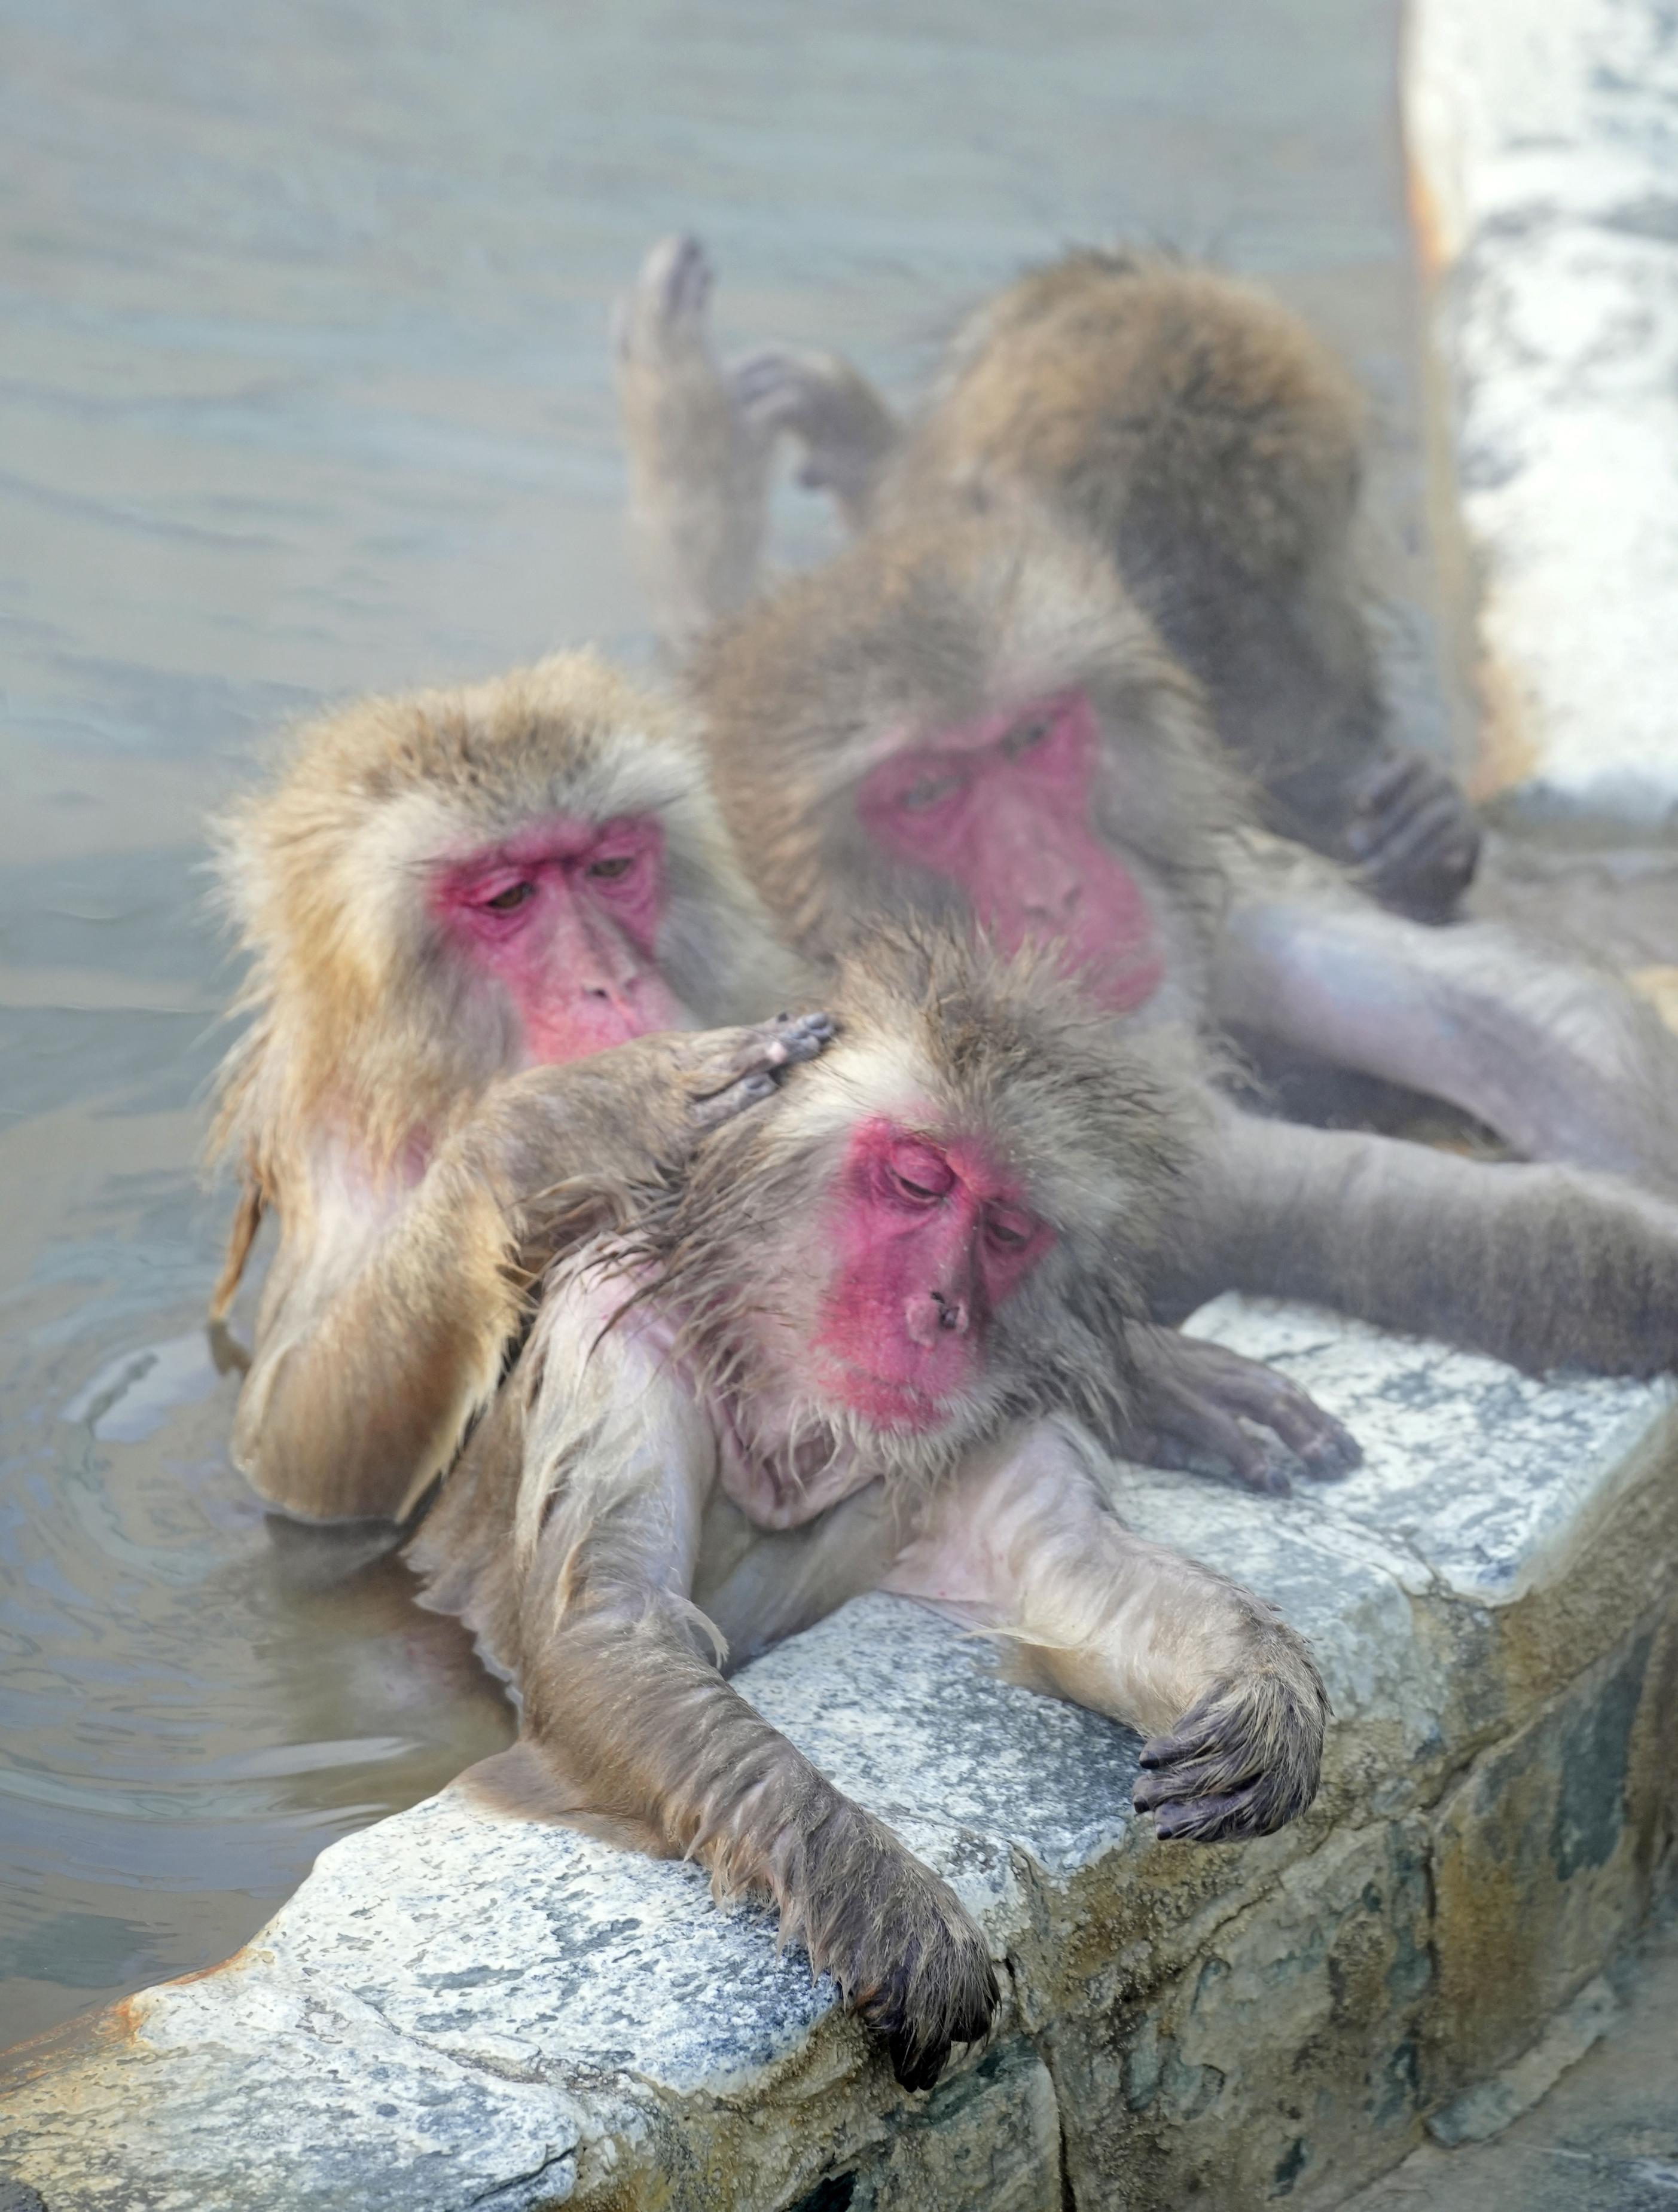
[883,1425,1329,1843]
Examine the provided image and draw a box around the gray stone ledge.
[4,1300,1677,2211]
[1406,0,1678,827]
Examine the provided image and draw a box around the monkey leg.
[509,1362,995,2093]
[729,348,902,531]
[233,1015,832,1523]
[1165,1098,1678,1378]
[883,1424,1328,1842]
[1121,1323,1361,1496]
[1213,863,1678,1197]
[613,233,777,649]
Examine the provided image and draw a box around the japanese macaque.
[727,247,1481,921]
[206,649,822,1524]
[407,930,1335,2089]
[615,236,1678,1206]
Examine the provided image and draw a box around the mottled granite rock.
[1406,0,1678,824]
[4,1300,1677,2211]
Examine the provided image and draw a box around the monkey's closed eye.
[480,881,536,912]
[588,854,636,881]
[1000,716,1055,759]
[898,771,965,814]
[884,1141,956,1203]
[892,1171,945,1202]
[984,1206,1035,1249]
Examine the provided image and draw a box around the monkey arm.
[1163,1098,1678,1379]
[1212,843,1678,1198]
[882,1422,1328,1841]
[501,1297,995,2092]
[231,1018,834,1524]
[614,235,777,652]
[232,1145,524,1524]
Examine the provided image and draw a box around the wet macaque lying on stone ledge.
[727,246,1480,922]
[207,643,1352,1517]
[407,930,1334,2091]
[617,234,1678,1209]
[206,650,823,1525]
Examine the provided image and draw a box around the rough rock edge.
[3,1301,1676,2211]
[1406,0,1678,824]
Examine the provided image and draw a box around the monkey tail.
[208,1177,266,1323]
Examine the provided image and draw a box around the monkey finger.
[1358,785,1477,879]
[1149,1787,1268,1844]
[1145,1398,1294,1495]
[1343,759,1429,847]
[713,1010,837,1084]
[1209,1368,1362,1479]
[1133,1754,1258,1812]
[1137,1722,1225,1773]
[729,348,823,430]
[690,1071,779,1128]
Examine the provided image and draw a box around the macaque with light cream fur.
[208,650,824,1524]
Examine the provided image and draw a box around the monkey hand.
[1344,749,1481,920]
[470,1013,835,1223]
[730,349,899,519]
[794,1798,998,2092]
[1133,1626,1329,1843]
[1118,1327,1360,1496]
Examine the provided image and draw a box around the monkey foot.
[1124,1328,1361,1496]
[1344,748,1482,920]
[614,231,716,369]
[729,347,898,514]
[1133,1645,1329,1844]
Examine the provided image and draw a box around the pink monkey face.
[854,690,1165,1012]
[429,811,685,1062]
[811,1116,1054,1432]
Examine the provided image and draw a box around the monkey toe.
[1293,1413,1362,1480]
[730,348,810,426]
[1346,752,1481,916]
[1255,1386,1361,1481]
[618,234,714,363]
[859,1947,999,2093]
[1137,1657,1327,1844]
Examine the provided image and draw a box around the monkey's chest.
[713,1398,880,1533]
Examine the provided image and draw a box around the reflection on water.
[0,0,1428,2045]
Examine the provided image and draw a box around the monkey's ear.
[208,1179,266,1324]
